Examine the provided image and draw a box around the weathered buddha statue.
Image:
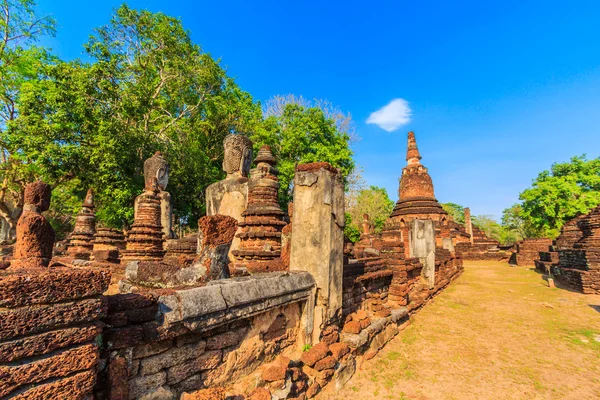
[205,134,253,262]
[205,134,253,221]
[135,151,174,239]
[12,181,55,269]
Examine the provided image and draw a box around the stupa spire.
[406,131,422,165]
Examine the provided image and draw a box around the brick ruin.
[232,145,287,275]
[535,205,600,294]
[453,207,510,261]
[1,133,467,400]
[66,189,96,260]
[509,238,552,266]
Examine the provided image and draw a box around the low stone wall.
[455,242,510,261]
[98,272,314,399]
[0,266,110,398]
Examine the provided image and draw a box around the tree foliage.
[5,4,357,235]
[252,102,355,206]
[517,155,600,237]
[346,185,394,234]
[441,202,465,224]
[10,5,262,228]
[0,0,55,234]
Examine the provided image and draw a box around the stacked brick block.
[93,227,126,263]
[122,181,165,262]
[510,238,552,266]
[66,189,96,260]
[537,205,600,294]
[0,266,110,398]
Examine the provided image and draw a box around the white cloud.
[366,98,412,132]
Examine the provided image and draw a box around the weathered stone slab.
[0,322,101,363]
[166,350,222,385]
[0,343,98,397]
[139,340,207,376]
[107,293,158,312]
[157,272,315,331]
[0,297,106,341]
[129,371,167,399]
[10,370,96,400]
[0,267,110,308]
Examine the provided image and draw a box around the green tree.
[0,0,55,236]
[441,202,465,223]
[518,155,600,237]
[344,213,361,243]
[347,185,394,234]
[252,101,355,206]
[11,5,262,228]
[501,203,544,240]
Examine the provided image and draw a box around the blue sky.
[36,0,600,220]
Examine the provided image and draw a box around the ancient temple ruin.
[1,132,467,400]
[535,205,600,294]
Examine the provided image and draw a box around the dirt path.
[321,261,600,400]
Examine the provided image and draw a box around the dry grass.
[321,261,600,400]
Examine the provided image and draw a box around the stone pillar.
[464,207,473,244]
[409,219,435,289]
[362,213,371,235]
[290,162,344,342]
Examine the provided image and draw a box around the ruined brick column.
[464,207,474,244]
[290,162,344,342]
[11,181,55,269]
[232,145,286,274]
[66,188,96,259]
[122,178,165,262]
[93,227,126,262]
[362,213,371,235]
[1,180,110,398]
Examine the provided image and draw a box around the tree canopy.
[515,155,600,237]
[346,185,394,235]
[4,3,356,235]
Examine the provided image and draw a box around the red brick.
[249,387,271,400]
[109,355,129,400]
[300,342,329,367]
[314,355,336,371]
[0,343,98,397]
[0,267,110,308]
[12,370,96,400]
[0,297,106,341]
[329,342,350,361]
[105,325,145,349]
[0,323,101,363]
[342,321,361,334]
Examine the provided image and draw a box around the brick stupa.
[66,188,96,259]
[388,131,447,225]
[232,145,286,274]
[122,178,165,262]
